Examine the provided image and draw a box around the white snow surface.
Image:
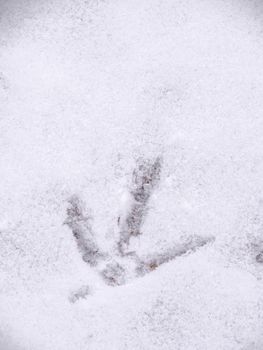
[0,0,263,349]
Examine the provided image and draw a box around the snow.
[0,0,263,349]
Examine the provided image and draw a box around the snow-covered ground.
[0,0,263,349]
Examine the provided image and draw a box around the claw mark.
[136,235,215,276]
[118,156,162,254]
[64,195,104,266]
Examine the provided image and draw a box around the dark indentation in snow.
[69,285,90,303]
[65,158,215,298]
[100,261,126,286]
[256,252,263,263]
[64,195,104,266]
[136,235,215,276]
[118,156,162,254]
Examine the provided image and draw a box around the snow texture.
[0,0,263,349]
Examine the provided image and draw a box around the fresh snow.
[0,0,263,349]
